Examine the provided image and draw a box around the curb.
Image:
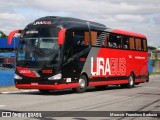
[1,90,38,94]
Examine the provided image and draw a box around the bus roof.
[112,29,146,38]
[25,16,146,39]
[26,16,106,30]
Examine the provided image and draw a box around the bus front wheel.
[73,75,87,93]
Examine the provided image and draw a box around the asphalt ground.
[0,75,160,120]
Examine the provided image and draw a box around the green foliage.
[152,52,158,67]
[152,59,157,67]
[0,31,7,38]
[148,46,157,50]
[150,72,160,75]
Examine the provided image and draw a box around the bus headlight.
[14,74,22,80]
[48,73,62,80]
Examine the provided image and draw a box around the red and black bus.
[8,16,149,93]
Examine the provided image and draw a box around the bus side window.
[135,38,142,51]
[72,30,89,55]
[143,39,147,51]
[129,37,135,50]
[96,31,106,47]
[108,34,112,48]
[73,32,85,46]
[89,31,107,47]
[108,34,113,48]
[84,32,90,45]
[90,31,98,46]
[116,35,122,48]
[108,33,121,49]
[102,33,109,47]
[108,42,112,47]
[122,36,129,49]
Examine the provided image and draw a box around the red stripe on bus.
[112,29,146,38]
[89,80,128,86]
[15,83,78,90]
[135,79,145,83]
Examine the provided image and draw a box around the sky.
[0,0,160,47]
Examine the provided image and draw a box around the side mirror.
[8,30,21,45]
[58,29,66,45]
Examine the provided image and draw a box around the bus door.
[62,29,90,83]
[72,30,90,78]
[61,30,74,82]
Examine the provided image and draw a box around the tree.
[0,31,7,38]
[148,46,157,51]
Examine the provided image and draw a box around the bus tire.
[127,73,135,88]
[39,90,50,93]
[146,73,149,82]
[121,84,128,88]
[121,74,135,88]
[95,85,108,90]
[73,75,87,93]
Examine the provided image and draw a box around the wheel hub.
[129,76,134,86]
[79,78,85,88]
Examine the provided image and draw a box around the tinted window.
[135,38,142,51]
[143,39,147,51]
[108,33,122,49]
[102,33,109,47]
[91,31,106,47]
[25,28,58,38]
[73,31,89,46]
[129,37,135,50]
[72,30,89,55]
[122,36,129,49]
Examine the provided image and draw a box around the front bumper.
[15,76,78,90]
[15,83,78,90]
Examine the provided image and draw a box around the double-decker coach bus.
[8,16,149,93]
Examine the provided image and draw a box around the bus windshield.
[17,27,60,68]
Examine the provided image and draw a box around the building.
[148,49,160,73]
[148,50,160,60]
[0,38,18,69]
